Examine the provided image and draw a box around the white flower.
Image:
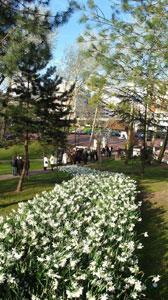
[126,276,136,285]
[86,292,96,300]
[152,275,161,286]
[67,287,83,298]
[143,232,149,237]
[0,167,145,299]
[7,275,16,285]
[100,294,108,300]
[0,273,5,284]
[131,291,138,299]
[83,243,90,254]
[108,285,115,292]
[52,279,58,290]
[134,280,142,292]
[137,243,143,249]
[31,295,40,300]
[152,275,160,283]
[12,249,23,260]
[0,216,4,224]
[70,260,77,268]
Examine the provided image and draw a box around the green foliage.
[78,0,168,151]
[80,14,89,23]
[87,0,96,9]
[35,66,75,146]
[0,0,78,80]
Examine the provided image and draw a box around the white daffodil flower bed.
[0,166,146,299]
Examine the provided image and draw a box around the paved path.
[0,169,52,181]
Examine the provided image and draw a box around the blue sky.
[49,0,111,65]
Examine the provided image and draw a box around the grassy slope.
[0,171,71,217]
[0,141,54,160]
[0,160,42,175]
[90,158,168,300]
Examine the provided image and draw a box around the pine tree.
[35,66,75,147]
[8,41,74,192]
[0,0,78,81]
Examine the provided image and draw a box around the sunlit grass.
[0,171,72,216]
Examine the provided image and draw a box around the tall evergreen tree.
[0,0,78,146]
[35,66,75,147]
[8,42,74,192]
[0,0,78,81]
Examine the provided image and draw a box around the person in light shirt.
[43,156,48,171]
[50,154,56,171]
[62,152,68,165]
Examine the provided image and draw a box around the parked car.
[111,131,121,137]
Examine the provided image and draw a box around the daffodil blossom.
[0,166,158,299]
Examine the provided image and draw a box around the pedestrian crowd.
[43,146,114,170]
[11,146,115,176]
[11,155,30,176]
[101,145,113,157]
[42,149,97,171]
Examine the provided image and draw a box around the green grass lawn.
[90,158,168,299]
[0,171,72,217]
[0,141,54,160]
[0,159,42,175]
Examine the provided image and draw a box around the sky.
[49,0,111,66]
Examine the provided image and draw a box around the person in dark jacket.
[82,149,88,164]
[11,156,17,176]
[17,156,23,175]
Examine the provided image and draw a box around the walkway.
[0,169,52,181]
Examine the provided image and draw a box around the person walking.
[11,156,17,176]
[62,152,68,165]
[17,156,23,175]
[43,156,49,171]
[50,154,56,171]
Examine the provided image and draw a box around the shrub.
[0,167,146,299]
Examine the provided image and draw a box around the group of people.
[43,152,69,170]
[73,148,98,164]
[43,154,57,171]
[43,146,115,170]
[11,146,115,176]
[43,148,100,170]
[11,156,30,176]
[101,145,113,157]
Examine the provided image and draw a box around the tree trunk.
[125,122,134,164]
[0,116,7,141]
[141,104,148,175]
[16,132,29,192]
[143,104,148,150]
[157,127,168,164]
[97,137,102,163]
[89,105,98,149]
